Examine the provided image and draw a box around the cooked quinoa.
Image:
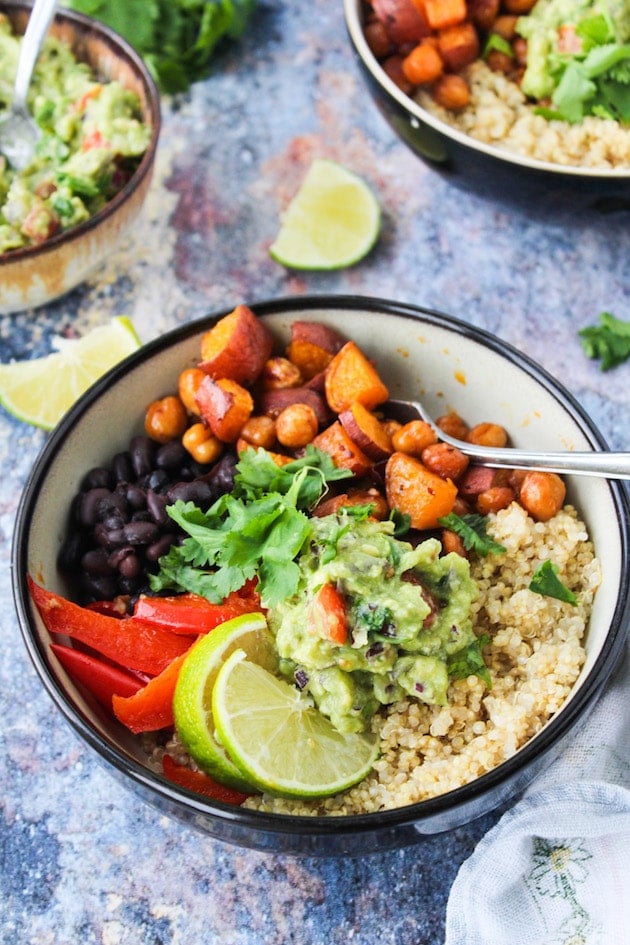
[417,60,630,170]
[238,502,599,816]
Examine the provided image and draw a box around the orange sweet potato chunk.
[311,421,373,477]
[199,305,273,386]
[385,451,457,529]
[324,342,389,414]
[195,376,254,443]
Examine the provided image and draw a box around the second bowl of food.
[344,0,630,209]
[13,295,629,855]
[0,1,160,313]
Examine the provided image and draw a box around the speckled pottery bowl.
[0,1,160,314]
[12,296,630,856]
[343,0,630,211]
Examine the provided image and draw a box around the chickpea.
[466,422,509,448]
[436,412,469,441]
[382,419,402,439]
[178,367,205,416]
[391,420,437,457]
[421,442,469,481]
[262,357,303,390]
[519,472,566,522]
[275,403,319,449]
[486,49,514,74]
[182,423,223,465]
[144,395,188,444]
[239,414,277,450]
[476,486,515,515]
[441,529,468,559]
[433,74,471,112]
[492,15,519,40]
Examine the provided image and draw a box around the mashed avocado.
[0,16,151,252]
[519,0,630,101]
[267,512,481,734]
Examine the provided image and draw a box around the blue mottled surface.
[1,2,629,943]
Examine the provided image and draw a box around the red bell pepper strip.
[112,652,188,733]
[28,576,195,676]
[132,589,263,636]
[50,643,145,709]
[161,754,252,805]
[307,582,349,645]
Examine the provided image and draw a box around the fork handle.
[13,0,58,112]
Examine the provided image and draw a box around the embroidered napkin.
[445,642,630,945]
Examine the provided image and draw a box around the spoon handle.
[13,0,58,112]
[391,399,630,480]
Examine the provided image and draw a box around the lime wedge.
[269,158,381,270]
[173,612,277,793]
[212,649,379,799]
[0,316,141,431]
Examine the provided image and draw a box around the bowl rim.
[343,0,630,181]
[12,294,630,837]
[0,0,161,268]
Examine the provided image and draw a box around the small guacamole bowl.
[0,1,160,314]
[12,296,630,856]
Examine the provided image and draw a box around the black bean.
[145,534,178,562]
[130,436,156,477]
[57,532,84,572]
[119,552,141,579]
[94,523,126,549]
[79,488,113,527]
[166,480,213,506]
[81,573,119,600]
[112,451,135,484]
[123,484,146,511]
[81,548,115,576]
[81,467,114,491]
[156,440,188,470]
[123,520,159,545]
[146,489,170,526]
[207,452,237,496]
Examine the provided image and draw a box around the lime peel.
[269,158,381,271]
[0,316,141,431]
[212,649,379,799]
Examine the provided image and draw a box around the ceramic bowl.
[0,1,160,314]
[12,296,630,856]
[343,0,630,211]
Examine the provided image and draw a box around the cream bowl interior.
[12,296,630,856]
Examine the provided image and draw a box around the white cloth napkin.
[445,641,630,945]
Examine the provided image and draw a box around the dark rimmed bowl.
[12,295,630,856]
[343,0,630,211]
[0,1,160,314]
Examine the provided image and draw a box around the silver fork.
[0,0,58,170]
[387,398,630,480]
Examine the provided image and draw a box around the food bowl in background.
[0,1,160,314]
[343,0,630,211]
[12,295,630,856]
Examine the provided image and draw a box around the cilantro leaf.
[529,560,578,605]
[579,311,630,370]
[63,0,257,93]
[236,445,352,508]
[447,634,492,688]
[438,512,507,557]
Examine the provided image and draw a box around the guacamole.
[267,512,481,735]
[0,16,151,252]
[519,0,630,100]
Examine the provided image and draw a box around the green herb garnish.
[529,560,578,605]
[150,447,351,607]
[447,634,492,688]
[438,512,507,557]
[63,0,257,93]
[484,33,514,59]
[579,311,630,371]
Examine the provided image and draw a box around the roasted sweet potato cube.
[286,321,346,380]
[467,0,500,32]
[311,421,373,477]
[324,342,389,414]
[437,22,480,71]
[385,451,458,530]
[259,386,330,426]
[199,305,273,386]
[372,0,431,45]
[424,0,466,30]
[339,402,393,461]
[195,376,254,443]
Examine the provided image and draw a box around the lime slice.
[269,158,381,270]
[0,316,141,431]
[173,612,277,793]
[212,649,379,799]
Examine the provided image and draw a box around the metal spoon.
[0,0,58,170]
[387,398,630,480]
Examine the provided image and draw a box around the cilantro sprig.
[150,447,351,607]
[438,512,507,557]
[63,0,257,93]
[529,560,578,605]
[579,311,630,371]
